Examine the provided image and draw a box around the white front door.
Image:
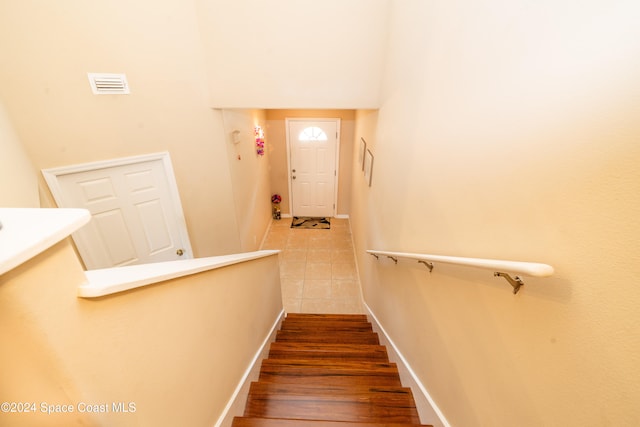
[287,119,339,217]
[43,152,193,269]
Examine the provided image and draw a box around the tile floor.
[261,217,364,314]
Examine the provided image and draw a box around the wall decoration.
[364,149,374,187]
[358,138,367,171]
[254,126,265,156]
[231,130,241,145]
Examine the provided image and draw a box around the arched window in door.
[298,126,328,141]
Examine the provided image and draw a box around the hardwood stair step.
[285,313,369,322]
[244,389,421,423]
[245,382,419,419]
[269,342,389,362]
[258,359,402,387]
[280,320,374,332]
[232,417,432,427]
[276,330,380,345]
[248,381,416,397]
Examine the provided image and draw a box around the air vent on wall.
[88,73,130,95]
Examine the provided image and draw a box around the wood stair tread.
[248,381,415,396]
[281,318,373,330]
[269,342,389,361]
[245,383,421,422]
[259,359,402,387]
[232,417,433,427]
[285,313,369,322]
[260,358,400,371]
[280,322,374,332]
[244,394,421,423]
[276,330,380,345]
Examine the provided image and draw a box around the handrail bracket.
[370,252,398,265]
[494,272,524,294]
[418,260,434,272]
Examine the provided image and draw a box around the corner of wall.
[215,309,285,427]
[0,101,39,207]
[365,303,450,427]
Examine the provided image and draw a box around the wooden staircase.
[232,313,433,427]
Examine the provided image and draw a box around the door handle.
[176,249,184,256]
[292,176,296,180]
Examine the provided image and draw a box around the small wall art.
[254,126,265,156]
[358,137,367,171]
[364,149,374,187]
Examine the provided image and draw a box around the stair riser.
[233,416,431,426]
[260,358,398,369]
[248,381,415,397]
[285,314,369,321]
[269,343,389,361]
[276,334,380,345]
[258,374,402,387]
[268,350,388,362]
[280,324,374,332]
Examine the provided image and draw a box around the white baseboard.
[365,303,450,427]
[214,310,285,427]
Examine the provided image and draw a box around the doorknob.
[176,249,184,256]
[292,169,296,173]
[292,176,296,180]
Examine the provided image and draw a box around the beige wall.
[0,0,241,257]
[0,101,39,207]
[0,239,282,426]
[0,1,367,255]
[195,0,388,108]
[266,110,355,216]
[222,109,272,250]
[351,0,640,426]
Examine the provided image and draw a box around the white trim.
[214,309,285,427]
[42,152,193,268]
[79,250,280,298]
[333,118,341,217]
[365,303,451,427]
[334,214,350,219]
[285,118,341,218]
[284,121,293,217]
[0,208,91,275]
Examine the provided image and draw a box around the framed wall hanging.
[364,149,374,187]
[358,138,367,171]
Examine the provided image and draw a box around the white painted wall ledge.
[0,208,91,276]
[367,249,554,277]
[79,250,280,298]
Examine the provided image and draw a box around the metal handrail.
[367,249,554,294]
